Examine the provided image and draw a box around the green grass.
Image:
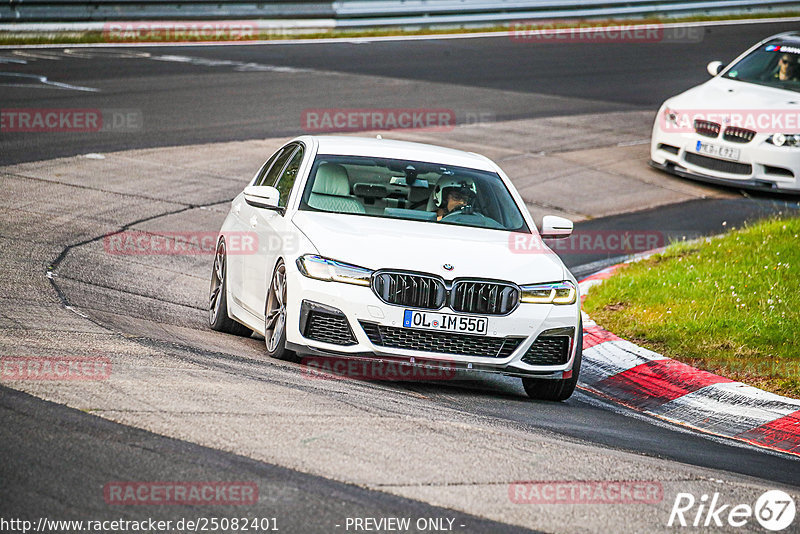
[583,216,800,398]
[2,11,799,46]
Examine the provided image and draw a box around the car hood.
[668,77,800,111]
[292,211,566,284]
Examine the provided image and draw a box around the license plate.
[695,141,740,161]
[403,310,488,335]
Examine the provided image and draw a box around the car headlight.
[767,133,800,147]
[296,254,372,286]
[519,281,576,305]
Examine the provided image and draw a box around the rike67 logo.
[668,490,796,531]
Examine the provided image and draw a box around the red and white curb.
[578,263,800,457]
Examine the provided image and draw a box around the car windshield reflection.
[298,155,530,232]
[723,42,800,92]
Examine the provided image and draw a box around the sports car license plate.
[695,141,740,161]
[403,310,488,335]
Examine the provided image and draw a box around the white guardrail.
[1,0,799,26]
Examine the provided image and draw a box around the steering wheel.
[440,203,472,219]
[440,207,503,229]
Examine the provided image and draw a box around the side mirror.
[243,185,280,210]
[707,61,725,77]
[540,215,573,239]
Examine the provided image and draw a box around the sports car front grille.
[372,272,446,310]
[371,272,519,315]
[694,120,721,138]
[302,308,357,346]
[451,281,519,315]
[521,336,570,366]
[683,152,752,176]
[723,126,756,144]
[359,322,523,358]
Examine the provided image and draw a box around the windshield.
[298,155,530,232]
[723,42,800,92]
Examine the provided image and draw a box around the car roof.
[768,32,800,45]
[308,135,496,172]
[773,31,800,40]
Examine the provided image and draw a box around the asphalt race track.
[3,20,800,165]
[1,19,800,534]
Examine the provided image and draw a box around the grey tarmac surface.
[0,386,539,534]
[2,19,800,164]
[1,120,799,533]
[2,20,800,534]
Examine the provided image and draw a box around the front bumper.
[650,125,800,193]
[285,269,581,379]
[648,159,797,193]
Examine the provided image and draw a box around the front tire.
[522,323,582,401]
[264,260,296,361]
[209,239,253,337]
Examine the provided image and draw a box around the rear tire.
[522,322,582,401]
[209,239,253,337]
[264,260,297,361]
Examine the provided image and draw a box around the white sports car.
[209,136,582,400]
[651,31,800,193]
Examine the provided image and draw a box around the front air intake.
[360,322,523,358]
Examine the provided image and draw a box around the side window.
[254,147,285,186]
[262,143,297,187]
[275,146,304,208]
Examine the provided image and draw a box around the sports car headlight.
[296,255,372,286]
[767,134,800,147]
[519,281,576,305]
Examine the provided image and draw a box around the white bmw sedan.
[209,136,582,401]
[651,31,800,193]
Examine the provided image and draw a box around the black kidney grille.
[372,272,445,309]
[694,119,721,138]
[722,126,756,144]
[451,281,519,315]
[520,336,570,366]
[360,322,523,358]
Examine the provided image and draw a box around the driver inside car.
[433,177,478,221]
[773,53,800,81]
